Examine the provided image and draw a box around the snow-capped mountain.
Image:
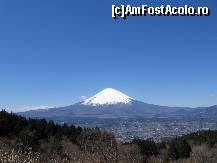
[82,88,133,106]
[19,88,189,119]
[18,88,217,125]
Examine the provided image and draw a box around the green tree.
[168,139,192,160]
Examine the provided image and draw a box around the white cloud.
[80,96,87,100]
[2,105,53,113]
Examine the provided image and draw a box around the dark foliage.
[168,139,192,160]
[132,139,160,156]
[182,130,217,147]
[0,110,82,151]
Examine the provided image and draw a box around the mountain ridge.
[18,88,217,123]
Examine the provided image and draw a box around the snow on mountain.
[19,88,208,121]
[82,88,134,106]
[3,105,53,113]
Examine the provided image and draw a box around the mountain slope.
[18,88,193,120]
[18,88,217,125]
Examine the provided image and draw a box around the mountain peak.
[81,88,133,106]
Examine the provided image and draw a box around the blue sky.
[0,0,216,111]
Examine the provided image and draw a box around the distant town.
[73,118,217,142]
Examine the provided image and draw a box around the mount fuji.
[18,88,217,125]
[19,88,187,119]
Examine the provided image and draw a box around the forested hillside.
[0,110,217,163]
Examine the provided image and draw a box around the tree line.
[1,110,217,162]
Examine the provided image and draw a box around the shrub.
[168,139,192,160]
